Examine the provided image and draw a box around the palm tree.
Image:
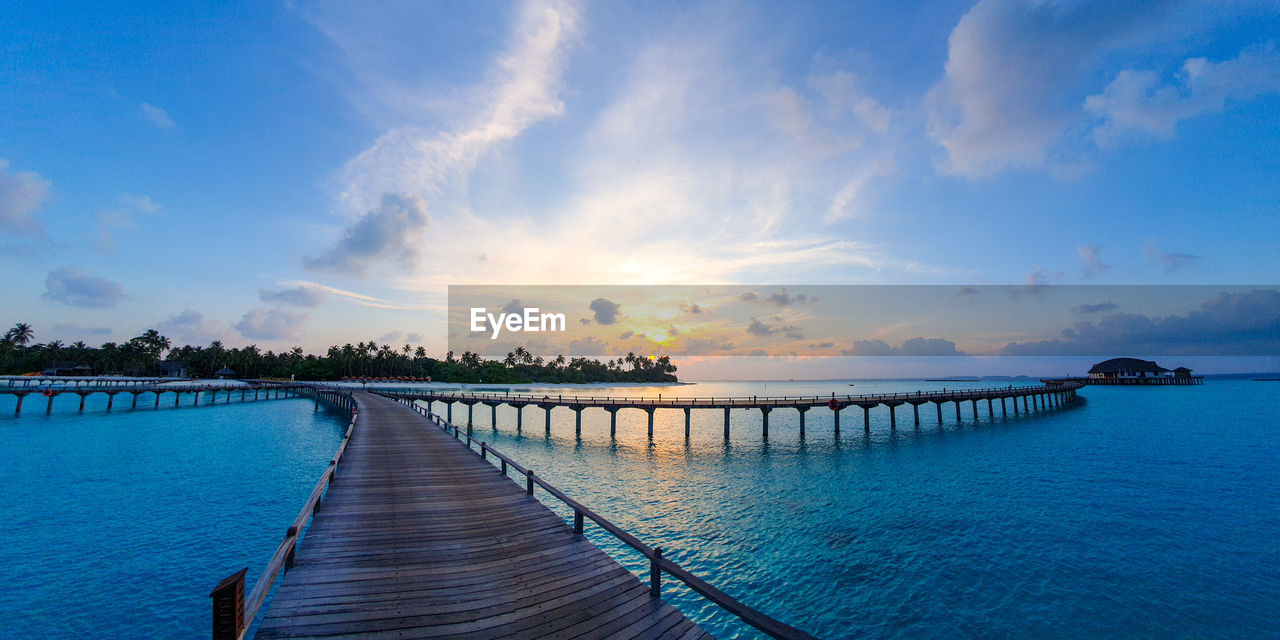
[8,322,34,346]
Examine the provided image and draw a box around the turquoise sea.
[2,379,1278,638]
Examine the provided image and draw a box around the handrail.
[387,394,819,640]
[211,387,358,640]
[376,381,1083,409]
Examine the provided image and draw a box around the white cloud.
[926,0,1184,177]
[1078,243,1111,278]
[0,159,51,235]
[1086,42,1280,146]
[235,308,308,342]
[304,193,430,277]
[156,309,226,346]
[331,0,581,215]
[141,103,176,129]
[42,267,125,309]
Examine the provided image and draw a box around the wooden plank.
[255,391,707,639]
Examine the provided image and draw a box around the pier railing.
[211,388,358,640]
[381,381,1083,408]
[392,396,818,640]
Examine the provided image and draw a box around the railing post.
[650,547,662,597]
[574,509,584,535]
[211,567,247,640]
[526,470,535,495]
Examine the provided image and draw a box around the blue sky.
[2,0,1279,375]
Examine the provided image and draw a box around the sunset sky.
[3,1,1279,376]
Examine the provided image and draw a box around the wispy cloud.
[1142,238,1200,273]
[141,103,176,129]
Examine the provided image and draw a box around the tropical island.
[0,323,678,384]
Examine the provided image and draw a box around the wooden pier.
[1041,376,1203,386]
[0,381,313,416]
[214,391,817,639]
[377,381,1085,439]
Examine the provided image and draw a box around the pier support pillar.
[723,407,731,440]
[574,407,582,437]
[447,403,453,422]
[545,407,552,436]
[761,407,771,439]
[14,394,22,417]
[936,402,943,424]
[107,394,114,411]
[79,394,86,412]
[955,401,961,422]
[607,407,617,437]
[156,393,161,408]
[132,393,138,409]
[467,403,473,428]
[646,408,655,439]
[492,404,498,431]
[47,393,55,414]
[797,406,808,436]
[1023,396,1029,412]
[912,403,920,426]
[987,398,993,417]
[517,405,523,432]
[972,399,978,421]
[862,405,870,433]
[194,392,200,407]
[684,407,691,439]
[889,404,897,430]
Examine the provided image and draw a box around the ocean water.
[2,380,1278,639]
[410,379,1280,639]
[0,390,348,639]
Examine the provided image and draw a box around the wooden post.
[889,404,896,429]
[797,406,807,436]
[14,394,22,417]
[954,401,960,421]
[987,398,993,417]
[684,407,691,439]
[650,548,663,597]
[761,407,770,438]
[936,402,943,423]
[912,403,920,426]
[526,470,535,495]
[132,393,138,409]
[574,407,582,437]
[574,509,584,535]
[723,407,730,440]
[545,406,552,435]
[517,405,523,433]
[971,399,978,421]
[467,403,473,428]
[447,402,453,422]
[491,404,497,431]
[210,568,247,640]
[646,407,655,439]
[79,394,86,412]
[107,393,114,411]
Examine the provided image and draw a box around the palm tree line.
[1,323,678,383]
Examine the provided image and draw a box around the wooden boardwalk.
[254,391,712,640]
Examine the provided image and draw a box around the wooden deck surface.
[255,391,711,640]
